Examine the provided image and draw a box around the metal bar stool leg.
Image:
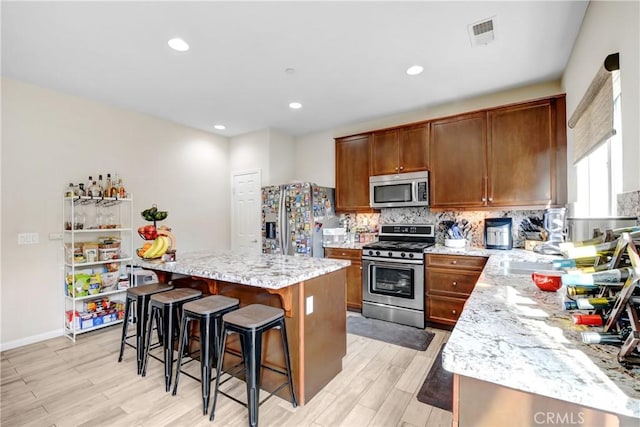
[210,324,229,422]
[171,312,191,396]
[117,295,133,363]
[140,303,156,377]
[200,314,214,415]
[162,303,176,392]
[244,328,263,427]
[279,318,297,407]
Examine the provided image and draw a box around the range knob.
[400,252,406,258]
[387,251,393,257]
[409,253,414,258]
[375,251,380,256]
[368,250,374,256]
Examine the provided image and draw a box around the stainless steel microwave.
[369,171,429,208]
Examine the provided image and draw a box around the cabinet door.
[430,112,487,208]
[488,99,555,207]
[371,129,400,176]
[335,134,374,212]
[346,261,363,310]
[399,123,429,173]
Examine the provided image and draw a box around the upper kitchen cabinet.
[429,95,567,210]
[370,123,429,176]
[335,134,376,213]
[430,112,488,208]
[488,96,566,208]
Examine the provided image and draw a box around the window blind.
[568,53,619,164]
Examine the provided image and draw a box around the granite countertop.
[442,250,640,418]
[323,241,366,250]
[134,250,350,290]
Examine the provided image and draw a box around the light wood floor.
[1,317,451,427]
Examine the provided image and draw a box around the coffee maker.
[534,208,567,255]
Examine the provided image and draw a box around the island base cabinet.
[453,374,637,427]
[324,247,362,311]
[198,269,347,406]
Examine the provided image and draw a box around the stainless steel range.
[362,224,435,328]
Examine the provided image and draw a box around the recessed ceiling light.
[289,102,302,110]
[214,124,226,130]
[168,38,190,52]
[406,65,424,76]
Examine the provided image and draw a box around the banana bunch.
[137,229,176,259]
[141,204,168,222]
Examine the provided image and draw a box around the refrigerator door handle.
[280,189,288,255]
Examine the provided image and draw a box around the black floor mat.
[416,343,452,411]
[347,316,434,351]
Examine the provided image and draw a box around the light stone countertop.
[134,250,350,289]
[440,248,640,418]
[323,241,367,250]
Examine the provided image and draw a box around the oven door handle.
[362,256,423,265]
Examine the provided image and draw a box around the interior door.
[231,170,261,254]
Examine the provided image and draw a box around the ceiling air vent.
[468,17,496,47]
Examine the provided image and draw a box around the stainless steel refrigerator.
[262,183,338,257]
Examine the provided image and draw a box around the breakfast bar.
[441,249,640,427]
[135,250,351,405]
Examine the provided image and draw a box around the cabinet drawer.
[426,254,487,271]
[427,295,467,325]
[324,247,361,262]
[426,269,479,296]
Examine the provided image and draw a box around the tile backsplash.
[339,208,547,248]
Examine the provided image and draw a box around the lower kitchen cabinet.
[324,247,362,311]
[425,254,487,326]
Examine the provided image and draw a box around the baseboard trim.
[1,328,64,352]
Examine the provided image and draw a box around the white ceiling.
[1,1,589,137]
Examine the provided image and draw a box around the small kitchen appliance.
[361,224,435,328]
[534,208,567,255]
[484,218,513,250]
[369,171,429,208]
[262,182,338,257]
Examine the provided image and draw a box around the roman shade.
[568,53,619,164]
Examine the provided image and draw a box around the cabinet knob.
[481,197,486,202]
[341,252,346,256]
[488,197,493,202]
[395,167,399,171]
[359,266,363,270]
[452,309,457,315]
[452,281,457,286]
[451,260,457,265]
[399,166,404,170]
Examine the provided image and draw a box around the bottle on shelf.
[561,240,619,259]
[572,312,631,326]
[65,183,76,198]
[78,183,86,197]
[564,295,639,310]
[97,174,104,196]
[86,176,93,197]
[90,180,100,198]
[105,173,112,198]
[118,178,126,199]
[581,327,632,345]
[110,173,119,197]
[561,267,632,286]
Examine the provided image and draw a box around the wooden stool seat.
[222,304,284,329]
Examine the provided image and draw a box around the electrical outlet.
[17,232,39,245]
[306,296,314,315]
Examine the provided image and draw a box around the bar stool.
[171,295,240,415]
[117,282,174,374]
[210,304,297,427]
[141,288,202,391]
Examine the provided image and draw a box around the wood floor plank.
[0,320,451,427]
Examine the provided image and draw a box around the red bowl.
[531,271,563,292]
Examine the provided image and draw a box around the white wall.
[1,78,230,349]
[228,129,271,185]
[294,81,564,187]
[562,0,640,198]
[268,129,295,184]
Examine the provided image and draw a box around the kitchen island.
[135,250,350,405]
[439,248,640,426]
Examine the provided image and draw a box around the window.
[574,70,622,217]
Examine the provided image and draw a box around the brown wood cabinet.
[371,123,429,176]
[324,247,362,311]
[430,112,487,208]
[335,134,375,213]
[429,95,567,210]
[425,254,487,326]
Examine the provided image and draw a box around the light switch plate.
[306,296,314,315]
[18,232,39,245]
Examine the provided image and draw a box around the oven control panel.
[362,250,424,264]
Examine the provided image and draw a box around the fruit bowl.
[531,271,563,292]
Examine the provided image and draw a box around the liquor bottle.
[564,295,639,310]
[86,176,93,196]
[97,174,104,196]
[105,173,112,198]
[581,327,632,345]
[562,240,619,259]
[118,178,126,198]
[78,183,86,197]
[110,173,119,197]
[572,313,631,326]
[561,267,632,286]
[89,180,100,198]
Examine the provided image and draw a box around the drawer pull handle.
[452,309,457,315]
[452,281,457,286]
